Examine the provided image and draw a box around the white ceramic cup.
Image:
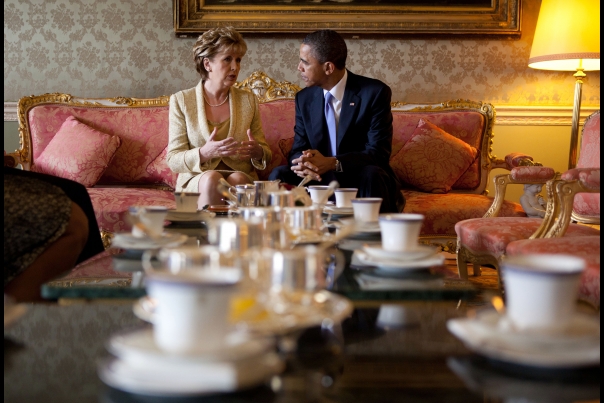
[175,192,200,212]
[334,188,358,208]
[376,304,420,328]
[307,185,331,205]
[378,213,424,252]
[351,198,382,222]
[129,206,168,237]
[502,254,585,332]
[145,268,241,354]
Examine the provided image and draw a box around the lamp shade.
[528,0,600,71]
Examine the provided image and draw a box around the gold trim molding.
[5,102,599,125]
[495,105,600,126]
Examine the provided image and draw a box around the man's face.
[298,44,328,88]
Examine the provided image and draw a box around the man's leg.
[345,165,404,213]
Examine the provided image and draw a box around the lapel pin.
[350,103,355,106]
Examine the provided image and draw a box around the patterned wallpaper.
[3,0,600,106]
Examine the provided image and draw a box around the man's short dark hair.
[302,30,347,70]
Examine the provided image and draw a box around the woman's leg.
[197,171,226,208]
[4,202,89,302]
[226,172,251,187]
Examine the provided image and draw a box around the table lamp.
[528,0,600,169]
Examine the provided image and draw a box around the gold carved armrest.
[4,151,22,168]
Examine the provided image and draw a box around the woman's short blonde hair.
[192,27,247,80]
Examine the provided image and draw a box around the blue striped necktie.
[324,92,337,157]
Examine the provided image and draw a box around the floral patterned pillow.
[32,116,121,187]
[390,118,478,194]
[146,146,178,189]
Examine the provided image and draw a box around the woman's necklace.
[203,92,229,107]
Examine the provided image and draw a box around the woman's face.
[204,47,243,86]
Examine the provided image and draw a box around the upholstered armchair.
[455,110,601,288]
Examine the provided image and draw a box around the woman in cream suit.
[167,27,271,208]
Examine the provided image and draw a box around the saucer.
[338,218,381,233]
[447,310,600,368]
[166,210,215,223]
[110,233,188,250]
[107,327,274,364]
[363,244,438,261]
[354,250,445,272]
[98,351,283,396]
[133,290,354,337]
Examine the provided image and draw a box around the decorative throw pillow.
[146,146,178,189]
[32,116,121,187]
[390,118,478,194]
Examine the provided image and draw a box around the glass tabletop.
[4,302,599,403]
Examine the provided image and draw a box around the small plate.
[110,233,188,250]
[107,327,274,364]
[98,351,283,397]
[166,210,215,222]
[363,244,438,261]
[354,250,445,272]
[447,310,600,368]
[338,218,381,233]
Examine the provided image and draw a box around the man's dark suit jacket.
[288,70,397,181]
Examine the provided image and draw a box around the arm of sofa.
[4,151,22,168]
[483,166,557,218]
[489,152,543,171]
[544,168,600,238]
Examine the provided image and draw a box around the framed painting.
[174,0,521,36]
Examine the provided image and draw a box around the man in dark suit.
[269,29,404,213]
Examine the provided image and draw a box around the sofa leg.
[472,263,482,277]
[456,242,469,280]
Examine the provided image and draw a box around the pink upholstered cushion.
[146,146,177,189]
[31,116,121,187]
[510,166,556,182]
[28,105,169,185]
[391,119,478,194]
[578,111,600,169]
[391,111,485,190]
[87,188,175,233]
[257,100,296,180]
[455,217,600,259]
[507,236,600,308]
[402,190,526,237]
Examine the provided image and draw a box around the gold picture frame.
[174,0,521,36]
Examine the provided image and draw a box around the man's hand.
[291,149,336,181]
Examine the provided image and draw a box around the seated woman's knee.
[227,172,250,186]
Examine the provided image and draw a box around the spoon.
[317,180,339,206]
[297,174,313,188]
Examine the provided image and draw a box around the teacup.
[307,185,331,205]
[174,192,200,213]
[378,213,424,252]
[129,206,168,237]
[145,267,241,354]
[351,198,382,222]
[334,188,358,208]
[502,254,585,332]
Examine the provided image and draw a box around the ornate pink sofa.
[10,71,528,250]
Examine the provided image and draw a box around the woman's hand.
[236,129,264,161]
[198,128,241,162]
